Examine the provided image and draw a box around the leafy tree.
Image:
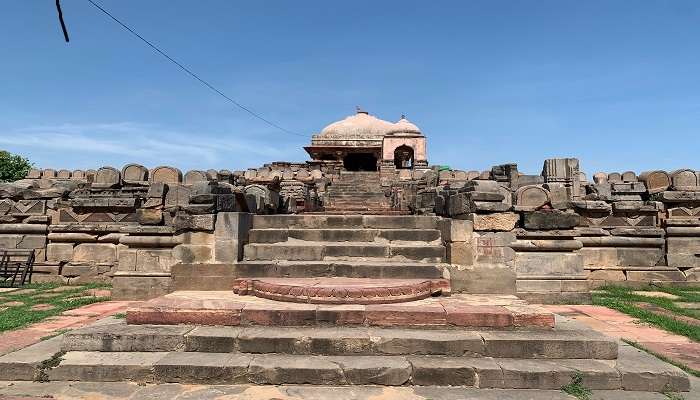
[0,150,33,182]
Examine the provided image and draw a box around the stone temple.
[0,109,696,392]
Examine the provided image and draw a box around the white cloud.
[0,122,302,170]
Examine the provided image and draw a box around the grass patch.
[0,282,111,333]
[113,312,126,319]
[592,285,700,342]
[561,372,591,400]
[622,339,700,378]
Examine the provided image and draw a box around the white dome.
[387,116,422,135]
[319,110,395,139]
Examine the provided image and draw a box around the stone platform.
[126,291,555,329]
[232,277,450,304]
[0,315,691,392]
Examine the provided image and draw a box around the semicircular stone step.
[233,277,450,305]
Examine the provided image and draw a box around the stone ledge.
[125,291,554,329]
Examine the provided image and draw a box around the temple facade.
[305,108,428,175]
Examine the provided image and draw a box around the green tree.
[0,150,32,182]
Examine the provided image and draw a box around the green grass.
[623,339,700,379]
[592,285,700,342]
[113,312,126,319]
[561,372,592,400]
[0,282,111,333]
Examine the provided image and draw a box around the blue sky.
[1,1,699,176]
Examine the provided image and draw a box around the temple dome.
[319,110,395,139]
[387,116,422,135]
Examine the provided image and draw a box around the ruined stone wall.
[417,160,700,302]
[0,164,322,297]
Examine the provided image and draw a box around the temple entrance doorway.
[394,145,414,169]
[343,153,378,171]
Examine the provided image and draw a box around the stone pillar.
[214,212,252,263]
[441,218,516,295]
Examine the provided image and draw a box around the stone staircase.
[323,171,393,213]
[0,214,690,393]
[0,314,690,392]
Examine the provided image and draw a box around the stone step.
[252,215,439,230]
[125,291,555,329]
[325,198,387,203]
[326,188,384,193]
[38,347,689,390]
[248,228,442,244]
[243,243,446,262]
[232,277,451,304]
[62,322,618,359]
[171,262,448,291]
[314,209,409,215]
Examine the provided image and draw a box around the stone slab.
[127,291,555,329]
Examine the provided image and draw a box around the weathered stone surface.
[515,185,549,210]
[248,354,344,384]
[438,218,473,242]
[46,243,74,262]
[522,210,579,230]
[446,263,516,294]
[120,235,183,248]
[661,191,700,202]
[121,164,148,184]
[63,324,193,352]
[47,232,97,242]
[579,246,664,268]
[73,243,117,263]
[626,270,686,282]
[172,214,216,232]
[511,239,582,252]
[446,242,474,265]
[332,356,411,385]
[184,170,208,185]
[515,252,583,277]
[136,208,163,225]
[164,184,191,207]
[0,224,47,233]
[48,351,164,382]
[468,212,519,231]
[173,244,212,263]
[154,352,251,384]
[409,356,477,386]
[616,345,689,391]
[93,166,121,188]
[572,200,612,212]
[588,269,626,281]
[0,336,64,380]
[151,166,183,184]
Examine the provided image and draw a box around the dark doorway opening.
[344,153,378,171]
[394,145,414,169]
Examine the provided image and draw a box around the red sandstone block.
[316,304,366,325]
[241,303,317,326]
[505,306,555,329]
[444,304,513,328]
[127,309,241,326]
[365,303,446,327]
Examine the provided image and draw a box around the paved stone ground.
[0,301,139,356]
[545,304,700,371]
[0,380,699,400]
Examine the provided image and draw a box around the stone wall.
[418,160,700,301]
[2,159,698,303]
[0,164,323,297]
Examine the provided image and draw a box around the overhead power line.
[85,0,305,137]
